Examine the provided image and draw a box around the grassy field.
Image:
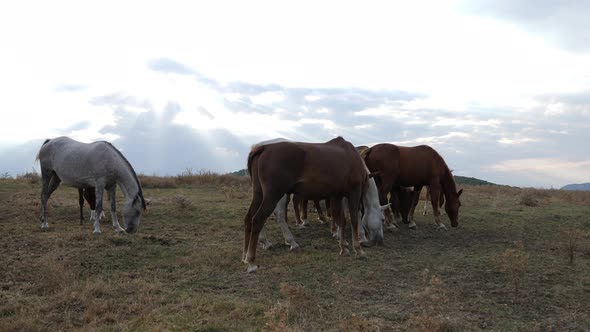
[1,176,589,331]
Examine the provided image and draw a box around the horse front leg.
[429,184,447,231]
[107,187,125,233]
[348,192,366,259]
[314,200,327,224]
[408,186,423,229]
[78,188,84,225]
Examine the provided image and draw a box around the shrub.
[495,240,529,299]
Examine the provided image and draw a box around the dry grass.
[1,179,590,331]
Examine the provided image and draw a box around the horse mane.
[103,142,147,211]
[35,138,51,161]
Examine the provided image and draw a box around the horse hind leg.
[40,173,61,230]
[243,191,263,263]
[348,192,366,259]
[273,194,299,250]
[246,194,282,273]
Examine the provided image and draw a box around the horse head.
[122,194,145,234]
[444,188,463,227]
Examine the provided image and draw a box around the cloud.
[147,58,195,75]
[462,0,590,52]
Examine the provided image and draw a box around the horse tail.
[246,145,265,181]
[35,139,51,161]
[360,146,372,164]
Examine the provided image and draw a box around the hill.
[454,175,496,186]
[561,182,590,191]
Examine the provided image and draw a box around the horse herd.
[35,136,463,273]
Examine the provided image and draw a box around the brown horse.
[362,143,462,230]
[244,137,385,273]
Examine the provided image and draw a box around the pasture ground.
[1,177,589,331]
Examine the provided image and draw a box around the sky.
[0,0,589,188]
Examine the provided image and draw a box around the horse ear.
[457,189,463,197]
[368,172,380,179]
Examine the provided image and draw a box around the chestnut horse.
[362,143,462,230]
[244,137,385,273]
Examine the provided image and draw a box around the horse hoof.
[408,223,417,230]
[289,243,300,251]
[261,242,273,250]
[246,264,258,273]
[339,248,350,256]
[297,224,306,230]
[386,224,398,232]
[93,230,101,235]
[437,224,448,231]
[361,240,375,248]
[356,251,368,260]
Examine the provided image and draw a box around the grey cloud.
[147,58,196,75]
[55,84,88,92]
[462,0,590,52]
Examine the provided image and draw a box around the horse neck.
[440,169,457,201]
[116,166,140,203]
[363,177,381,209]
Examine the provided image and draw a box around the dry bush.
[221,185,250,200]
[409,269,452,332]
[138,174,177,188]
[520,191,539,207]
[16,170,41,185]
[174,195,192,209]
[495,240,529,299]
[340,314,381,332]
[559,229,582,264]
[175,168,249,187]
[264,283,313,332]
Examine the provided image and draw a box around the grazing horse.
[362,143,463,230]
[36,137,146,234]
[244,137,386,273]
[78,187,105,224]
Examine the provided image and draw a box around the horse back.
[38,137,119,186]
[253,137,366,198]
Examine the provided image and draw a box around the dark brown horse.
[244,137,385,272]
[77,187,102,224]
[362,143,462,230]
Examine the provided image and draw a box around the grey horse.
[36,137,146,234]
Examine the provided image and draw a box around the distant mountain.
[230,169,496,186]
[454,176,496,186]
[229,169,248,177]
[561,183,590,191]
